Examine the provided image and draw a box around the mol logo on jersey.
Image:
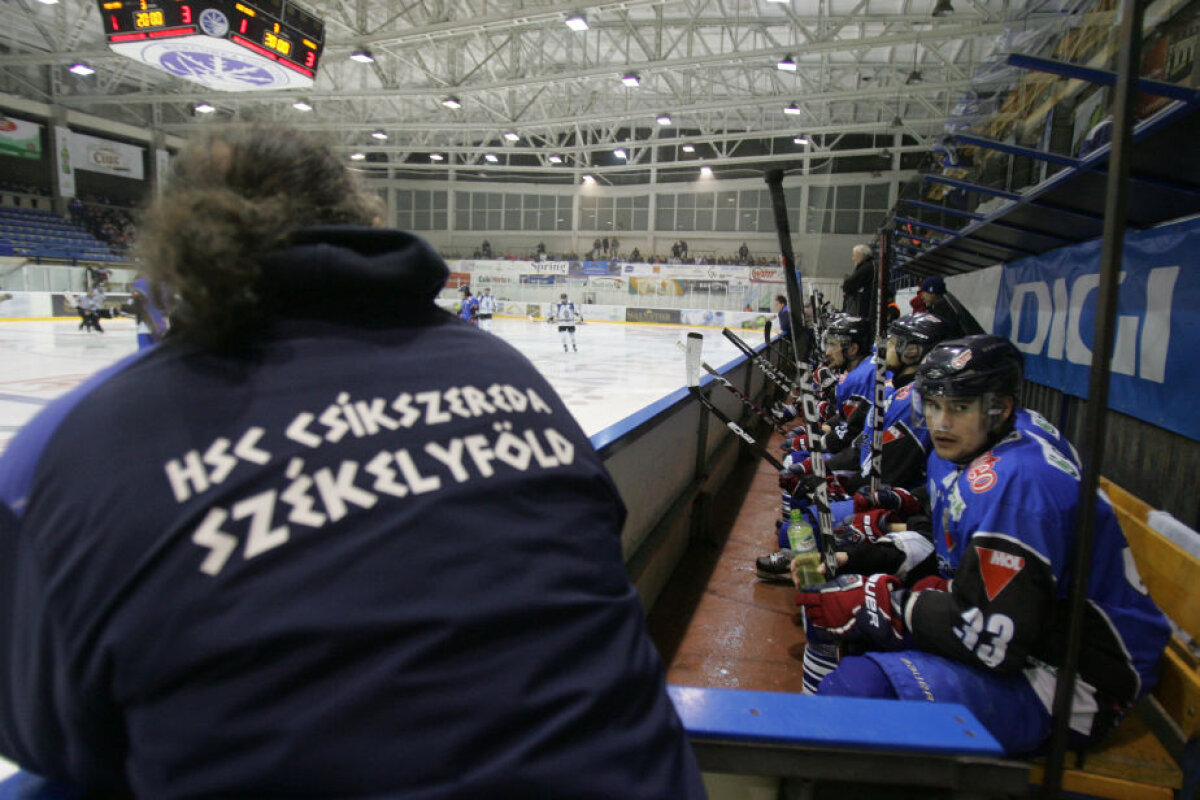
[976,545,1025,601]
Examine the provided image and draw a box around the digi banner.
[0,116,41,160]
[993,216,1199,441]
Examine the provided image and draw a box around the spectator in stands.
[738,242,749,264]
[0,123,704,800]
[917,275,984,339]
[841,243,877,330]
[610,236,619,256]
[630,246,641,262]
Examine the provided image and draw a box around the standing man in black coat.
[841,243,877,332]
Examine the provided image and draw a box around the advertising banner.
[55,126,75,199]
[626,307,682,325]
[586,276,626,291]
[526,260,570,275]
[0,116,41,161]
[70,131,145,180]
[578,260,619,275]
[750,267,786,283]
[992,216,1199,441]
[628,277,683,296]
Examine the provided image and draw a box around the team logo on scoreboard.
[109,38,313,91]
[160,50,274,88]
[198,8,230,37]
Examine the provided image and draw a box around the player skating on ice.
[794,334,1170,755]
[477,287,497,331]
[549,292,581,352]
[458,285,479,325]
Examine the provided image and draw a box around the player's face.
[824,337,848,369]
[922,395,990,464]
[885,337,902,370]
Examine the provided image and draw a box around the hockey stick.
[675,339,788,436]
[764,170,838,579]
[766,169,843,695]
[721,327,797,394]
[868,229,890,493]
[684,333,786,470]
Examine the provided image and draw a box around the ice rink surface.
[0,316,757,455]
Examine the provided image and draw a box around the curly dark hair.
[136,124,382,350]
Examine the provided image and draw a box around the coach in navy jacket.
[0,126,705,800]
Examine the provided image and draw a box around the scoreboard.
[97,0,325,91]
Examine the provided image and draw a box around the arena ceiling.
[0,0,1074,183]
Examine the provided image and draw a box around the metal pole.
[1040,0,1144,795]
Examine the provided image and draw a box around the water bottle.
[787,508,823,587]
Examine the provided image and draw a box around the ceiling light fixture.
[699,165,713,177]
[193,102,216,114]
[784,103,802,115]
[349,47,374,63]
[292,99,313,111]
[776,54,797,72]
[656,114,672,126]
[681,144,696,153]
[349,152,366,161]
[430,153,445,161]
[906,69,923,84]
[581,174,595,183]
[69,63,95,76]
[794,136,811,146]
[371,130,388,140]
[441,96,462,109]
[891,114,904,128]
[613,148,627,159]
[932,0,954,16]
[621,72,641,87]
[484,153,499,163]
[565,14,588,31]
[548,154,564,164]
[503,131,520,142]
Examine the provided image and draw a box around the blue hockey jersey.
[913,409,1170,721]
[0,227,704,800]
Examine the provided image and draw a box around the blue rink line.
[0,394,50,406]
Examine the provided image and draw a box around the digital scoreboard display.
[97,0,325,91]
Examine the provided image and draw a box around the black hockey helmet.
[560,293,568,300]
[915,335,1023,399]
[887,312,952,364]
[825,315,872,351]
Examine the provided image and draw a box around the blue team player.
[796,335,1170,755]
[458,284,479,324]
[0,125,705,800]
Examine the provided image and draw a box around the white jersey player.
[477,288,498,331]
[549,293,581,352]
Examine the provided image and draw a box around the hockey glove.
[814,365,838,392]
[795,473,849,502]
[781,430,808,453]
[795,573,907,650]
[843,509,894,543]
[853,486,922,517]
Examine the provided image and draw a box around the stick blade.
[685,332,704,387]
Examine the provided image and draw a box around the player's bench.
[668,477,1199,799]
[1021,478,1200,799]
[668,685,1030,797]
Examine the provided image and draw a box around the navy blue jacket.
[0,227,705,799]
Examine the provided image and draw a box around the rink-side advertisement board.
[990,215,1199,441]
